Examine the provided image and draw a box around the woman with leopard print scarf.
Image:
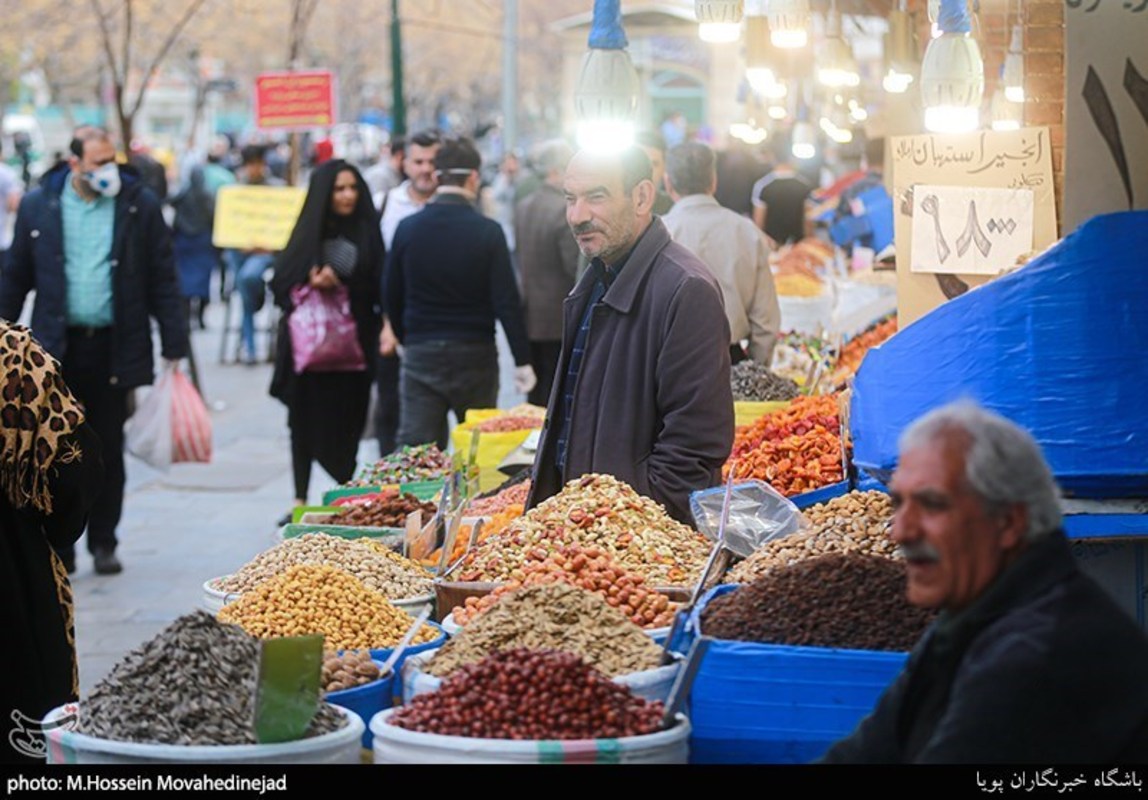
[0,321,103,764]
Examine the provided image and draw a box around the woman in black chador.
[270,161,382,515]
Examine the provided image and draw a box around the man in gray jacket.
[514,140,579,406]
[526,146,733,523]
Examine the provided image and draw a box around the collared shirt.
[61,176,115,327]
[380,180,431,249]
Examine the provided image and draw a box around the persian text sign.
[255,70,336,130]
[212,185,307,251]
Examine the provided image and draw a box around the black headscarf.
[270,159,383,310]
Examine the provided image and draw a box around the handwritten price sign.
[255,70,337,130]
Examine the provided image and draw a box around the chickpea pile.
[216,533,432,600]
[452,545,676,629]
[725,490,896,584]
[218,564,439,651]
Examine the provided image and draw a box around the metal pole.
[391,0,407,136]
[501,0,518,156]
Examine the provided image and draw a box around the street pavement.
[70,301,523,695]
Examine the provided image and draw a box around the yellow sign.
[212,185,307,251]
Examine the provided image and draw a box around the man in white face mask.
[0,125,188,576]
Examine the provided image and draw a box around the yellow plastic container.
[733,400,790,429]
[450,410,540,493]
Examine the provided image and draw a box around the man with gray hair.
[662,142,779,364]
[821,401,1148,763]
[514,139,580,405]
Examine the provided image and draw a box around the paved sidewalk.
[70,304,523,695]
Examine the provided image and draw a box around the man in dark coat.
[514,139,580,407]
[820,401,1148,764]
[0,126,188,576]
[526,146,733,524]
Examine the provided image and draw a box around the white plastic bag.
[689,480,806,558]
[125,363,212,469]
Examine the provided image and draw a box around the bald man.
[525,146,734,523]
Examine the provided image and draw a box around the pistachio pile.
[215,533,432,600]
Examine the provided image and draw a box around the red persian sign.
[255,70,336,129]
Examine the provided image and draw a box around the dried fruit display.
[467,481,532,516]
[832,316,897,385]
[332,493,437,528]
[473,415,543,433]
[348,444,451,486]
[725,396,845,496]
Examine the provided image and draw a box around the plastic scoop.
[379,607,433,679]
[253,634,324,744]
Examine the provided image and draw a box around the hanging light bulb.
[848,98,869,122]
[920,0,984,133]
[745,13,779,96]
[696,0,744,42]
[883,3,916,94]
[791,121,816,159]
[768,104,788,119]
[766,0,809,48]
[817,4,859,88]
[575,0,640,153]
[1002,24,1025,103]
[990,87,1022,131]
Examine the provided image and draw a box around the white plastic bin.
[201,576,242,614]
[371,709,690,764]
[43,704,364,764]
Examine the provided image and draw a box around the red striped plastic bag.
[125,364,211,468]
[169,368,212,463]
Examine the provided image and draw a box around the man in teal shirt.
[0,125,188,575]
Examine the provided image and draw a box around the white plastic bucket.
[400,648,681,705]
[43,704,364,764]
[371,708,689,764]
[392,593,434,621]
[201,576,243,614]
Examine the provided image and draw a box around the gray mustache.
[899,542,941,563]
[572,222,602,236]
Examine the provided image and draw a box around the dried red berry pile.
[387,649,665,740]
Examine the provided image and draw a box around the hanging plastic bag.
[288,284,366,374]
[125,363,212,469]
[689,480,806,558]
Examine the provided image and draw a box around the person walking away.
[0,125,189,575]
[663,142,780,365]
[384,137,535,450]
[514,139,579,406]
[0,322,103,763]
[224,144,284,364]
[169,164,216,329]
[374,129,441,457]
[525,146,733,524]
[751,134,814,247]
[270,160,381,517]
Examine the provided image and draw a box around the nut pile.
[726,490,896,583]
[455,474,711,586]
[215,533,432,600]
[348,444,451,486]
[473,415,543,433]
[431,505,524,566]
[78,611,345,745]
[467,480,532,516]
[333,493,437,528]
[725,395,845,496]
[453,545,676,629]
[704,553,934,652]
[429,584,663,678]
[218,564,439,651]
[322,650,382,694]
[730,361,800,402]
[389,649,665,740]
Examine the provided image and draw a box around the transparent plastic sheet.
[689,480,806,559]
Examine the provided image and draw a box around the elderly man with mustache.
[525,146,734,524]
[820,401,1148,764]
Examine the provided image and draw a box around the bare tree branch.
[123,0,133,91]
[88,0,122,82]
[128,0,208,116]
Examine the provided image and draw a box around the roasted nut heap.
[725,490,895,583]
[429,583,663,679]
[473,415,543,433]
[389,649,665,740]
[453,545,676,629]
[467,480,532,517]
[456,474,711,586]
[730,361,800,402]
[79,611,345,745]
[322,650,382,694]
[333,493,437,528]
[218,564,439,651]
[704,553,934,652]
[216,533,432,600]
[348,444,451,486]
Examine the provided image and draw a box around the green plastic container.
[321,479,445,506]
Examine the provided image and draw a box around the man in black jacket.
[383,137,534,450]
[820,401,1148,763]
[0,126,188,576]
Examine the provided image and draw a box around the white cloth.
[662,194,781,363]
[379,180,430,249]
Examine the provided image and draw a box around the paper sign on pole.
[910,185,1034,275]
[255,70,336,130]
[891,127,1057,326]
[212,185,307,251]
